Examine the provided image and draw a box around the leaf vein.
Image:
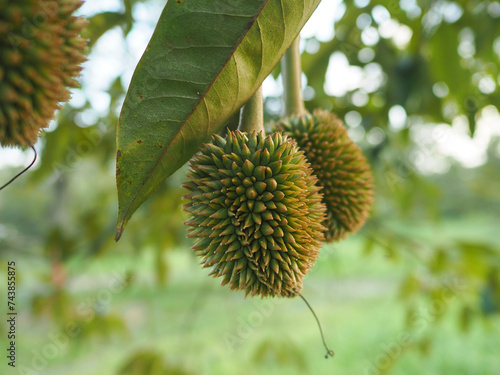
[191,11,254,18]
[280,0,286,34]
[142,95,199,101]
[256,19,264,72]
[232,54,241,103]
[174,45,233,50]
[152,77,208,85]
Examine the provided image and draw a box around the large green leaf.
[116,0,321,239]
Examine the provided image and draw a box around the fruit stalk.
[282,37,306,117]
[238,86,264,134]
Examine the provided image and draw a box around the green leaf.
[116,0,321,239]
[83,12,124,48]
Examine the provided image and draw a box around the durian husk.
[0,0,88,148]
[274,109,374,242]
[183,130,326,298]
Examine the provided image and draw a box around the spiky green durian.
[0,0,87,148]
[273,109,374,242]
[183,130,326,298]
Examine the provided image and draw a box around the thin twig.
[299,293,335,359]
[0,146,37,191]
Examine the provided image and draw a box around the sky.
[1,0,499,171]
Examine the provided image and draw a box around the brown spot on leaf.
[117,150,122,157]
[158,144,163,148]
[137,140,142,144]
[116,168,121,176]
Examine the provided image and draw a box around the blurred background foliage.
[1,0,500,374]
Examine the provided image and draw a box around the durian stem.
[299,293,335,359]
[239,86,264,134]
[0,146,37,191]
[282,37,306,117]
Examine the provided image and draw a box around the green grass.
[3,217,500,375]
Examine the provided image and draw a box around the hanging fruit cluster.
[181,36,373,299]
[110,1,371,357]
[0,0,87,148]
[183,109,374,298]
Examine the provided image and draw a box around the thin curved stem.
[282,37,306,117]
[238,86,264,134]
[299,293,335,359]
[0,146,37,191]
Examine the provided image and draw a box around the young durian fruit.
[0,0,88,148]
[273,109,374,242]
[183,130,326,298]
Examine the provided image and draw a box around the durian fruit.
[0,0,88,148]
[183,130,326,298]
[273,109,374,242]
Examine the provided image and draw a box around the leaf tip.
[115,225,124,242]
